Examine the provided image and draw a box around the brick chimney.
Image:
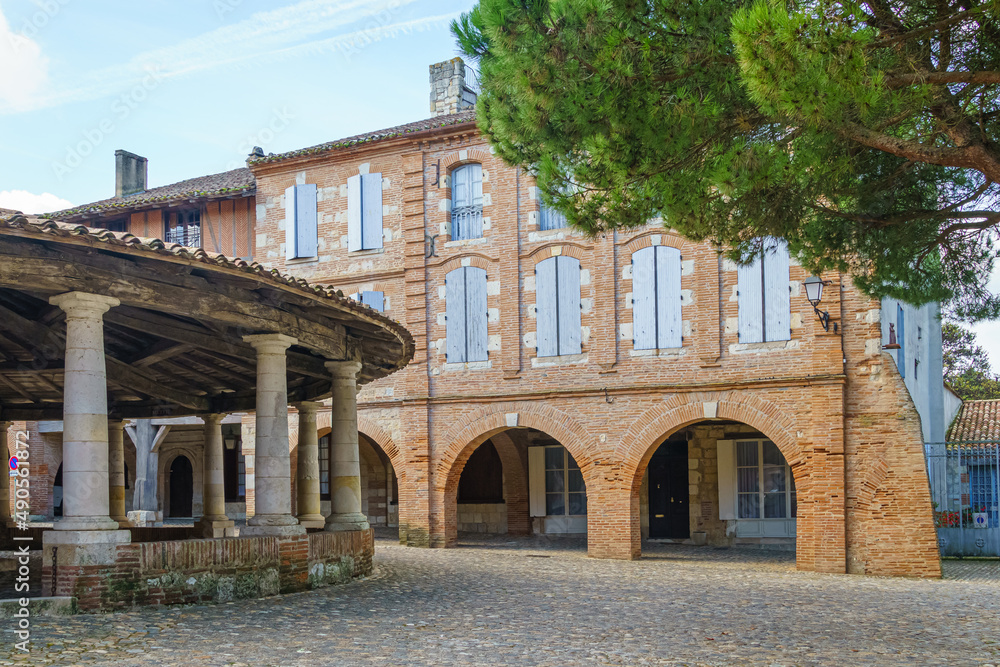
[115,149,147,197]
[429,58,477,116]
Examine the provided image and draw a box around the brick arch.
[620,229,687,255]
[158,446,201,519]
[352,159,397,176]
[525,242,590,262]
[439,253,498,274]
[440,148,493,172]
[355,414,404,474]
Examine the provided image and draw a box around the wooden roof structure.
[0,211,414,421]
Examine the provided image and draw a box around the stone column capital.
[203,413,227,425]
[49,292,120,318]
[243,333,297,354]
[325,360,363,379]
[294,401,324,415]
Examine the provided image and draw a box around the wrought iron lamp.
[803,276,837,332]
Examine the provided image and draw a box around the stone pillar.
[242,334,304,536]
[194,414,235,537]
[295,402,325,529]
[325,361,370,532]
[0,422,11,526]
[108,421,128,527]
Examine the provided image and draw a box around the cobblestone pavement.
[2,534,998,666]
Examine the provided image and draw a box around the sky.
[0,0,998,368]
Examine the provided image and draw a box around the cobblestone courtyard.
[3,533,999,666]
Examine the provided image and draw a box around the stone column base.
[126,510,158,527]
[194,518,236,538]
[325,513,370,532]
[53,516,121,532]
[242,514,306,537]
[296,514,326,530]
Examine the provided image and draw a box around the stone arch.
[158,444,202,519]
[434,402,594,548]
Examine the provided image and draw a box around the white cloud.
[0,8,50,113]
[0,190,72,214]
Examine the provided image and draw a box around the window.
[319,434,330,501]
[223,430,246,502]
[735,440,796,519]
[451,163,483,240]
[102,218,127,233]
[445,266,488,363]
[347,173,383,251]
[544,446,586,516]
[897,304,906,378]
[164,210,201,247]
[285,183,318,260]
[632,246,682,349]
[737,238,791,343]
[351,290,384,312]
[539,203,567,231]
[535,255,582,357]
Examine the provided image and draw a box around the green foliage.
[454,0,1000,320]
[942,322,1000,399]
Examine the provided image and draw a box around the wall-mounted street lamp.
[803,276,837,333]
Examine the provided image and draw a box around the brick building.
[32,57,942,577]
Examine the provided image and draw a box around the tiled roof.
[947,399,1000,442]
[249,111,478,165]
[48,168,256,220]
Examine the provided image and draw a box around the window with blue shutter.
[445,267,488,363]
[361,291,384,312]
[632,246,682,350]
[897,304,906,378]
[737,238,791,344]
[536,256,582,357]
[347,173,384,252]
[539,203,567,230]
[285,184,317,260]
[451,164,483,240]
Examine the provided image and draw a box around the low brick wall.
[42,529,373,613]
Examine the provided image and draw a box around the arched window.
[451,163,483,240]
[737,237,791,344]
[445,266,488,363]
[631,245,682,349]
[535,256,582,357]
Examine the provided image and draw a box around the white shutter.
[347,174,362,252]
[465,267,488,362]
[452,165,470,207]
[717,440,737,520]
[295,183,317,259]
[284,185,297,261]
[445,268,467,363]
[469,163,483,206]
[557,256,582,355]
[657,247,682,348]
[528,446,546,517]
[632,247,656,350]
[737,255,764,344]
[362,173,383,250]
[535,258,559,357]
[763,238,790,342]
[361,290,384,312]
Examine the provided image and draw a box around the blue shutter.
[737,255,764,344]
[539,203,567,230]
[361,291,384,312]
[556,256,582,355]
[284,185,297,261]
[295,183,317,259]
[535,258,559,357]
[347,174,362,252]
[657,247,682,348]
[897,304,906,378]
[446,269,467,363]
[632,247,657,350]
[362,173,383,250]
[452,164,483,240]
[465,268,488,362]
[763,238,790,342]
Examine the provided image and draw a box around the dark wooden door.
[169,455,193,517]
[648,441,689,539]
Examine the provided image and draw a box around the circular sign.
[7,456,16,471]
[975,514,988,527]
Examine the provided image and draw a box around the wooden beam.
[128,341,193,367]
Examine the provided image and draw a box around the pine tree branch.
[884,71,1000,87]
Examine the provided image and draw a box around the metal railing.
[925,440,1000,557]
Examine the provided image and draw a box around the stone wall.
[458,503,507,534]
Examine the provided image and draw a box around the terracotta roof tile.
[946,399,1000,442]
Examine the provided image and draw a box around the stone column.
[108,421,128,527]
[295,402,325,529]
[49,292,126,536]
[0,422,11,526]
[242,334,304,536]
[325,361,370,532]
[195,414,235,537]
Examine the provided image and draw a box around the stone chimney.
[429,58,478,117]
[115,149,148,197]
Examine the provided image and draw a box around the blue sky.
[1,0,998,367]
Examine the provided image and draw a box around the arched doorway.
[359,433,398,528]
[53,464,62,518]
[168,455,193,518]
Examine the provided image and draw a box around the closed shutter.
[360,290,384,312]
[539,203,566,231]
[445,269,467,363]
[451,164,483,240]
[362,173,383,250]
[535,257,559,357]
[347,174,362,252]
[632,247,657,350]
[737,255,764,344]
[717,440,737,520]
[763,238,790,342]
[284,185,297,261]
[528,446,546,517]
[657,247,682,348]
[295,183,317,259]
[897,304,906,378]
[557,256,582,355]
[464,267,488,362]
